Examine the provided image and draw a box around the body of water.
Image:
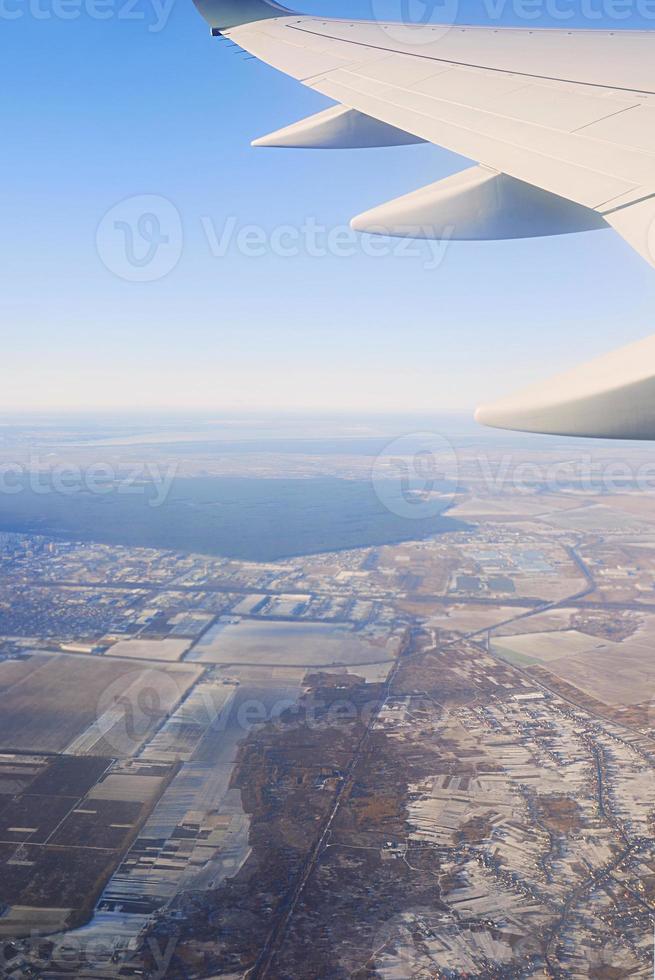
[0,476,465,561]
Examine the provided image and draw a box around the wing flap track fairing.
[351,165,608,241]
[252,105,425,148]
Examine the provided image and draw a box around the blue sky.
[2,0,655,413]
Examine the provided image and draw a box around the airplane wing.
[193,0,655,439]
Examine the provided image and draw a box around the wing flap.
[486,83,637,133]
[582,103,655,155]
[308,74,638,209]
[311,68,651,199]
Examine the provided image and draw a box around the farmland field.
[493,623,655,706]
[0,654,201,754]
[0,753,173,936]
[491,630,610,664]
[106,638,192,661]
[187,618,400,667]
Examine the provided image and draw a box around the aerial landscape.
[6,0,655,972]
[0,416,653,977]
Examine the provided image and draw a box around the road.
[246,635,411,980]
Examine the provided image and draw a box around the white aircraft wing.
[193,0,655,439]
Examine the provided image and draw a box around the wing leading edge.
[194,0,655,439]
